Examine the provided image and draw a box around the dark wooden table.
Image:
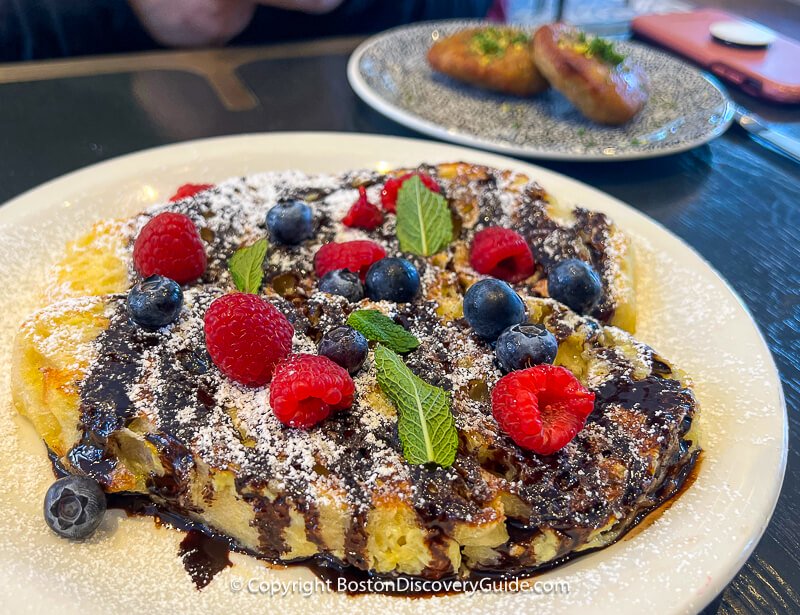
[0,1,797,612]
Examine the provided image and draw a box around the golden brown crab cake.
[13,277,696,583]
[40,164,635,330]
[427,27,549,97]
[533,24,649,126]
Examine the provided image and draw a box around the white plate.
[0,133,785,615]
[347,20,734,161]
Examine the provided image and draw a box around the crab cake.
[428,27,549,97]
[533,24,649,125]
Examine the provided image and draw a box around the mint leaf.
[374,345,458,467]
[228,238,268,293]
[395,175,453,256]
[347,310,420,353]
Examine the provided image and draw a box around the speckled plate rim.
[346,22,735,161]
[0,133,786,615]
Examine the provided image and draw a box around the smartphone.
[632,9,800,103]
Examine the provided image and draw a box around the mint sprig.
[375,345,458,467]
[228,238,268,293]
[395,175,453,256]
[347,310,420,353]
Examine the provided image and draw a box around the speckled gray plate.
[347,20,734,161]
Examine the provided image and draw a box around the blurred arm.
[128,0,257,47]
[0,0,345,61]
[237,0,496,42]
[0,0,497,62]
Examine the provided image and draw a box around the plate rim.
[346,20,735,162]
[0,131,787,614]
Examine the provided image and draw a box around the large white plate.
[0,133,785,615]
[347,20,734,161]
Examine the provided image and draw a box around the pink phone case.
[632,9,800,103]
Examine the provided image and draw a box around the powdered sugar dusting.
[115,286,411,509]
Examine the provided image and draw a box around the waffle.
[12,163,698,584]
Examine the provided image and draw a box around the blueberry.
[463,278,526,340]
[127,275,183,330]
[43,475,107,540]
[365,258,420,303]
[495,324,558,372]
[319,269,364,302]
[318,326,369,375]
[266,200,314,245]
[548,259,603,315]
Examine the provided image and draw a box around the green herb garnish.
[572,31,626,66]
[228,238,268,293]
[347,310,420,353]
[586,37,626,65]
[375,345,458,467]
[395,175,453,256]
[470,27,529,58]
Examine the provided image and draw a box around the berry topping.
[491,365,595,455]
[266,200,314,245]
[43,476,107,540]
[343,186,384,230]
[469,227,535,283]
[318,326,369,375]
[380,172,441,213]
[126,275,183,330]
[133,212,207,284]
[547,258,603,315]
[270,354,355,428]
[169,183,213,202]
[318,269,364,302]
[495,323,558,372]
[365,257,421,303]
[314,240,386,281]
[463,278,526,340]
[204,293,293,387]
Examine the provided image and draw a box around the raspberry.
[380,172,441,213]
[133,212,207,284]
[169,183,213,202]
[343,186,383,230]
[470,227,535,283]
[270,354,355,428]
[204,293,293,387]
[314,240,386,281]
[491,365,595,455]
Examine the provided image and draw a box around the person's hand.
[129,0,346,48]
[129,0,257,47]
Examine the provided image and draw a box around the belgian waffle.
[12,162,697,585]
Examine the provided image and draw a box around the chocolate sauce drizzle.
[56,292,699,593]
[179,531,232,590]
[45,165,699,593]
